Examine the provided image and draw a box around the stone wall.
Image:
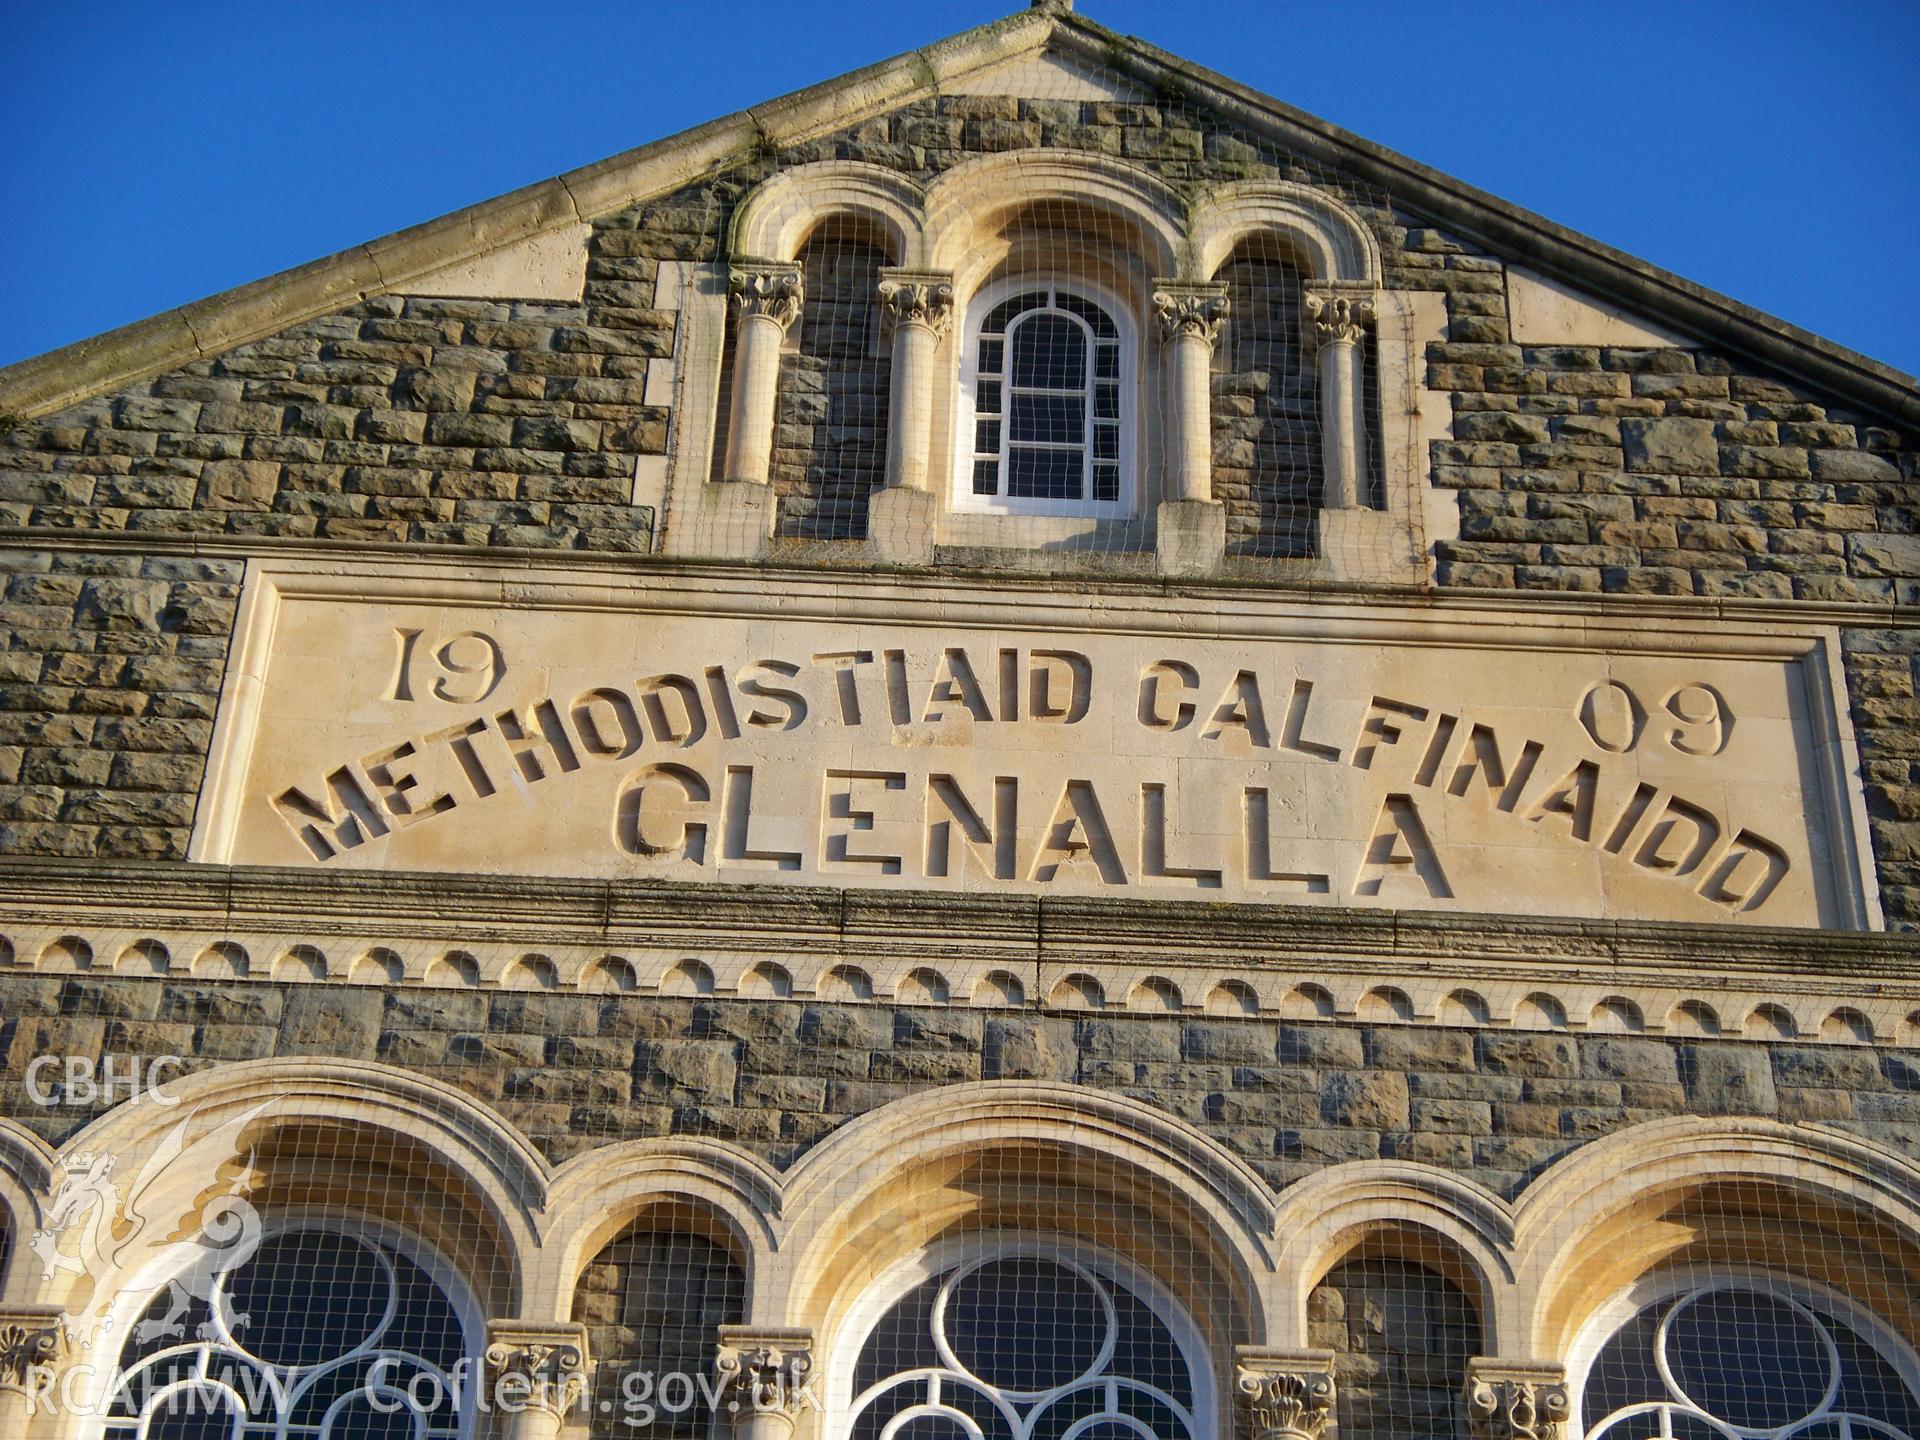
[773,221,892,539]
[0,294,667,550]
[1211,245,1319,558]
[573,1227,745,1440]
[3,94,1908,573]
[4,96,1909,576]
[5,977,1915,1194]
[0,549,237,860]
[1311,1258,1479,1439]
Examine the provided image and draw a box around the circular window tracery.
[101,1222,475,1440]
[844,1248,1203,1440]
[1580,1276,1920,1439]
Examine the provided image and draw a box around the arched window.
[101,1220,477,1439]
[1576,1273,1920,1438]
[955,280,1134,519]
[835,1241,1209,1440]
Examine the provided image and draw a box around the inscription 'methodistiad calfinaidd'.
[193,565,1880,929]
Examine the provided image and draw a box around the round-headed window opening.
[1569,1266,1920,1439]
[95,1213,483,1440]
[953,277,1137,520]
[829,1234,1213,1440]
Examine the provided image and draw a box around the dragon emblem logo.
[30,1100,277,1352]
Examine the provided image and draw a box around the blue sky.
[2,1,1916,380]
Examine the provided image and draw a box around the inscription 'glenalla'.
[192,565,1883,930]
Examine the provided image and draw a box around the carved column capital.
[878,269,955,338]
[1304,290,1376,350]
[1234,1348,1337,1440]
[484,1320,590,1418]
[1465,1360,1571,1440]
[0,1308,69,1400]
[1153,280,1232,347]
[729,262,806,330]
[715,1326,815,1424]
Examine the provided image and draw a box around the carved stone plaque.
[192,561,1880,929]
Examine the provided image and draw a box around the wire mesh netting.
[3,32,1918,1440]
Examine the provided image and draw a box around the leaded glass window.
[102,1223,475,1440]
[842,1250,1204,1440]
[1580,1278,1920,1438]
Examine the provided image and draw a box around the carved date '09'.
[1577,679,1732,758]
[391,628,508,706]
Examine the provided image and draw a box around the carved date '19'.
[392,628,508,706]
[1578,680,1732,758]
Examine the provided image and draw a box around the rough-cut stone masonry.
[0,292,666,551]
[4,979,1916,1196]
[1844,629,1920,927]
[574,1228,744,1440]
[1212,245,1319,558]
[0,94,1395,560]
[1313,1258,1479,1439]
[773,221,891,539]
[0,549,237,861]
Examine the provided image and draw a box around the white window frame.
[824,1231,1214,1440]
[951,276,1138,521]
[1567,1264,1920,1439]
[91,1210,485,1440]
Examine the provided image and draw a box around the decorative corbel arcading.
[1465,1360,1571,1440]
[484,1320,590,1419]
[1235,1348,1338,1440]
[715,1326,816,1429]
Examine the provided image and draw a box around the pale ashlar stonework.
[191,560,1879,929]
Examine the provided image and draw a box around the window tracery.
[1578,1276,1920,1439]
[840,1247,1207,1440]
[100,1221,475,1440]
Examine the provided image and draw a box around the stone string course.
[3,977,1916,1199]
[5,917,1915,1059]
[0,91,1914,915]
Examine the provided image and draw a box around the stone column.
[1304,291,1376,511]
[1153,281,1231,504]
[868,270,954,565]
[1234,1348,1337,1440]
[484,1321,590,1440]
[1464,1360,1571,1440]
[723,261,805,487]
[1151,280,1231,578]
[877,269,954,494]
[716,1326,815,1440]
[0,1311,70,1437]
